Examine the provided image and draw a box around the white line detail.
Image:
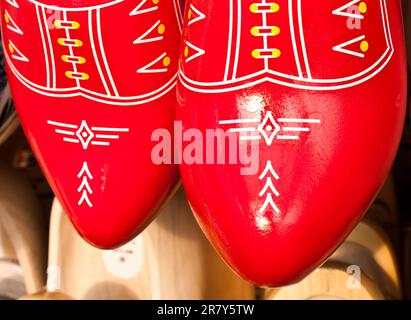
[89,9,111,96]
[259,193,280,214]
[47,120,129,150]
[6,0,19,8]
[4,10,23,35]
[219,119,260,125]
[77,162,93,180]
[96,9,120,97]
[8,40,29,62]
[220,113,321,145]
[188,4,206,26]
[130,0,158,16]
[137,52,168,73]
[184,41,206,63]
[333,35,367,58]
[134,20,164,45]
[259,161,280,181]
[259,177,280,197]
[332,0,364,20]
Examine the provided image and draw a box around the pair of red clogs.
[1,0,407,287]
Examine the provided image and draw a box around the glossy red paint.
[2,0,183,248]
[177,0,407,286]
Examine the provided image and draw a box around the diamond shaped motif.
[258,112,280,146]
[76,120,95,150]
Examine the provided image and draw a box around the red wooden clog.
[177,0,407,286]
[2,0,183,248]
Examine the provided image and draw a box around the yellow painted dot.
[271,3,280,12]
[359,2,367,13]
[360,40,369,52]
[82,73,90,80]
[8,43,14,54]
[53,20,62,28]
[4,13,9,24]
[272,26,280,36]
[252,49,260,58]
[250,26,259,36]
[158,23,165,34]
[152,0,159,4]
[78,57,86,64]
[74,39,83,47]
[184,46,189,57]
[65,71,72,78]
[61,55,69,62]
[72,21,80,29]
[249,3,258,13]
[163,56,171,67]
[188,9,192,19]
[57,38,65,45]
[272,49,281,58]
